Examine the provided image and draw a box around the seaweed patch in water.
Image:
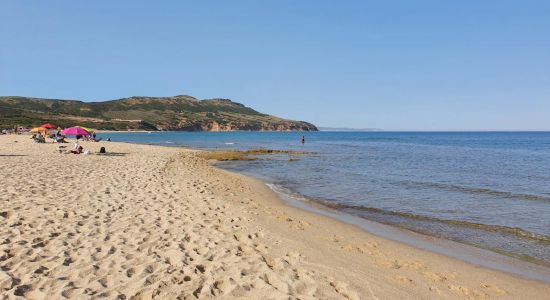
[199,149,315,161]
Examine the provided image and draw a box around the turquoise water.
[99,131,550,265]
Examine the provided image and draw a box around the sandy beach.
[1,135,549,299]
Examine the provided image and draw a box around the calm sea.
[99,131,550,265]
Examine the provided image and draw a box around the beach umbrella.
[60,127,90,136]
[30,127,47,132]
[40,123,56,129]
[76,126,95,133]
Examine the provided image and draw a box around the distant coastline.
[0,95,318,132]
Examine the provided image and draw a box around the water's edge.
[260,180,550,283]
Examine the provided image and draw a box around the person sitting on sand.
[67,146,84,154]
[55,136,67,143]
[33,134,46,143]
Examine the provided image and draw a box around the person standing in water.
[301,135,305,144]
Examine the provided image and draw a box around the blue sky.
[1,1,549,130]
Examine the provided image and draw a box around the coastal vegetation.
[0,95,318,131]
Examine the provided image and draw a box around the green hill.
[0,95,318,131]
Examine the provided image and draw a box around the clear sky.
[1,1,549,130]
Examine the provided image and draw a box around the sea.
[98,131,550,268]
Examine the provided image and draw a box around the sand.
[0,134,549,299]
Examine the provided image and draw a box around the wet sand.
[1,134,549,299]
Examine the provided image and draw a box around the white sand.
[1,135,549,299]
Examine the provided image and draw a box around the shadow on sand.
[96,152,128,157]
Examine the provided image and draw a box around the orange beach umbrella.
[30,127,47,132]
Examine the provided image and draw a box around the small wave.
[323,202,550,244]
[399,180,550,203]
[165,141,174,144]
[267,183,311,203]
[225,142,235,145]
[266,183,550,244]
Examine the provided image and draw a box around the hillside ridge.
[0,95,318,131]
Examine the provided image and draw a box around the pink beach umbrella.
[60,126,90,136]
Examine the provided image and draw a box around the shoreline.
[206,149,550,272]
[210,164,550,283]
[263,182,550,283]
[1,135,549,299]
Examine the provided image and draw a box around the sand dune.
[0,135,549,299]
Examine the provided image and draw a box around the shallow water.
[100,131,550,265]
